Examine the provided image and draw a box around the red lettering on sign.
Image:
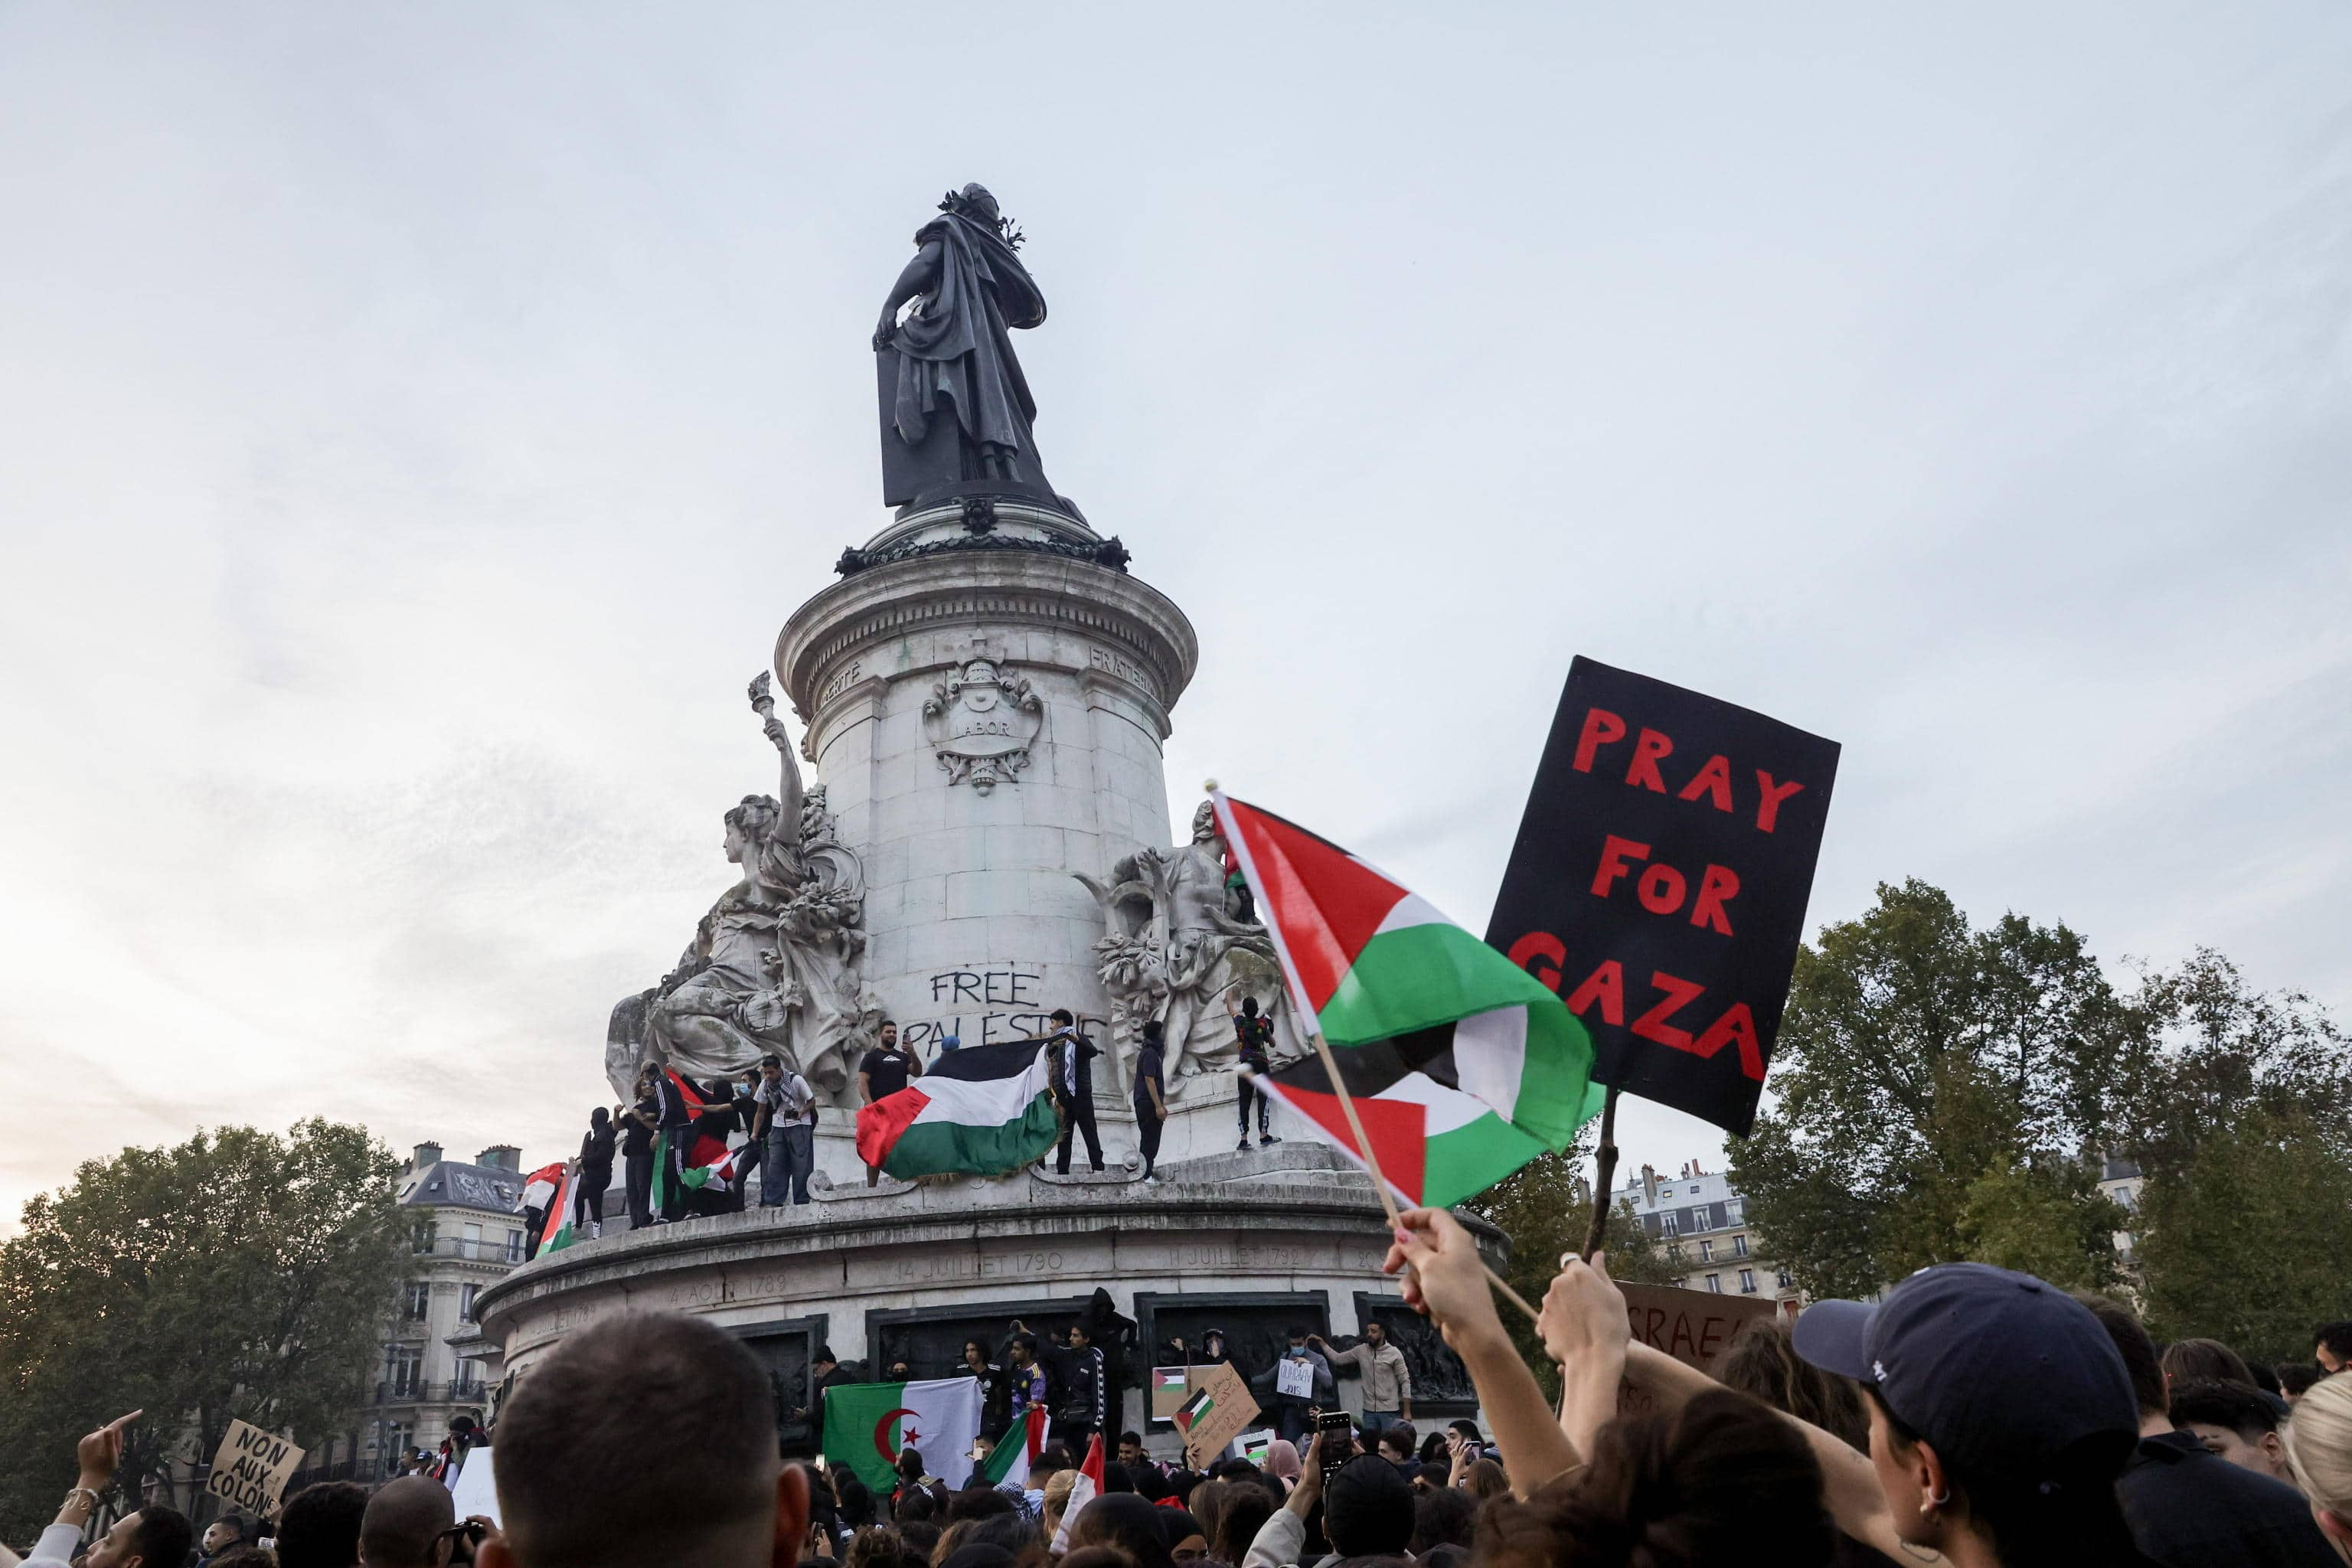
[1573,707,1626,773]
[1565,960,1625,1027]
[1626,727,1674,793]
[1689,1002,1766,1081]
[1676,753,1735,813]
[1667,1311,1700,1359]
[1508,931,1565,992]
[1636,863,1687,915]
[1590,835,1649,897]
[1689,864,1740,936]
[1632,971,1705,1051]
[1754,770,1805,833]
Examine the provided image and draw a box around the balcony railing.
[409,1236,525,1263]
[374,1380,492,1406]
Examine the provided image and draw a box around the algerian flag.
[821,1377,983,1494]
[978,1406,1047,1488]
[1213,790,1603,1155]
[1050,1432,1106,1553]
[538,1164,580,1253]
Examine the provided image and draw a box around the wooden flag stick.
[1306,1030,1542,1326]
[1580,1084,1623,1260]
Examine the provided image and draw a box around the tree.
[2120,952,2352,1361]
[1730,880,2140,1299]
[0,1120,408,1539]
[1460,1133,1682,1396]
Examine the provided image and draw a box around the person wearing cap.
[1775,1262,2155,1567]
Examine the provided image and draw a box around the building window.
[1740,1269,1758,1294]
[2112,1186,2134,1208]
[1726,1197,1745,1223]
[462,1222,484,1261]
[1705,1274,1722,1293]
[1777,1266,1792,1289]
[387,1346,423,1397]
[1661,1212,1679,1236]
[1733,1235,1749,1258]
[1698,1239,1714,1261]
[403,1282,430,1321]
[459,1284,479,1322]
[410,1220,436,1255]
[1688,1184,1700,1194]
[505,1230,525,1263]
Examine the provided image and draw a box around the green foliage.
[1732,879,2139,1299]
[0,1121,407,1538]
[1730,882,2352,1351]
[1458,1134,1681,1396]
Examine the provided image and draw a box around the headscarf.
[1264,1439,1302,1485]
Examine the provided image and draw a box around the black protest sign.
[1485,658,1838,1135]
[206,1418,305,1517]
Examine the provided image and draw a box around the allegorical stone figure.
[873,183,1058,508]
[606,675,871,1105]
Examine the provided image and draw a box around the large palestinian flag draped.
[1211,790,1604,1158]
[855,1040,1060,1180]
[822,1376,984,1491]
[537,1162,581,1253]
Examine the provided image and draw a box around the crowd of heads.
[26,1285,2352,1568]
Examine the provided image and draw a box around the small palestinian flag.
[978,1405,1048,1488]
[679,1136,746,1190]
[856,1040,1060,1180]
[1253,1044,1554,1207]
[1172,1383,1216,1436]
[538,1162,581,1253]
[1212,791,1602,1152]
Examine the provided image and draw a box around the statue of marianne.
[872,184,1059,509]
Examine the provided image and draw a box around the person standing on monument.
[756,1053,818,1207]
[1226,994,1279,1152]
[620,1069,658,1230]
[575,1106,616,1240]
[1132,1019,1168,1184]
[1046,1008,1104,1175]
[858,1020,920,1188]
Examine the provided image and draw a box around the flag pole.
[1579,1084,1622,1259]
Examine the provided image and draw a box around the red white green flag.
[1211,790,1603,1155]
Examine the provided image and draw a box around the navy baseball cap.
[1793,1263,2138,1484]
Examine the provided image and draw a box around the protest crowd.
[17,1240,2352,1568]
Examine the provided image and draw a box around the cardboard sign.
[449,1446,501,1527]
[1275,1357,1316,1399]
[205,1419,305,1518]
[1178,1361,1260,1468]
[1236,1429,1275,1468]
[1616,1283,1780,1416]
[1486,657,1840,1134]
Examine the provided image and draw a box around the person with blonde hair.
[2286,1375,2352,1563]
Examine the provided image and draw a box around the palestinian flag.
[822,1376,984,1492]
[538,1163,580,1253]
[1212,791,1603,1152]
[1050,1432,1106,1553]
[648,1071,720,1214]
[1253,1046,1554,1207]
[855,1040,1060,1180]
[520,1161,565,1215]
[679,1135,746,1191]
[978,1405,1048,1488]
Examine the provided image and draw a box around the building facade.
[1623,1159,1802,1308]
[361,1142,532,1478]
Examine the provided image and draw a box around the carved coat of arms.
[922,658,1044,792]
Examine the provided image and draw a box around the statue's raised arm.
[748,672,805,844]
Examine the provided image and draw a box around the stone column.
[776,501,1195,1076]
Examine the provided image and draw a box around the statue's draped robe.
[878,212,1056,505]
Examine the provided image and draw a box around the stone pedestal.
[776,500,1195,1069]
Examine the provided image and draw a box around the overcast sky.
[2,2,2347,1223]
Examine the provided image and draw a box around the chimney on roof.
[477,1145,521,1171]
[413,1142,444,1168]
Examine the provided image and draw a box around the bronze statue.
[874,184,1061,511]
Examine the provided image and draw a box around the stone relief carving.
[606,674,875,1106]
[1076,800,1304,1090]
[922,658,1044,792]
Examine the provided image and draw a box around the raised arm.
[748,674,805,837]
[874,240,942,348]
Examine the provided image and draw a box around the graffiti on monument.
[900,962,1109,1054]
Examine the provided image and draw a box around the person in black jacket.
[575,1107,616,1240]
[1045,1008,1104,1175]
[963,1338,1012,1440]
